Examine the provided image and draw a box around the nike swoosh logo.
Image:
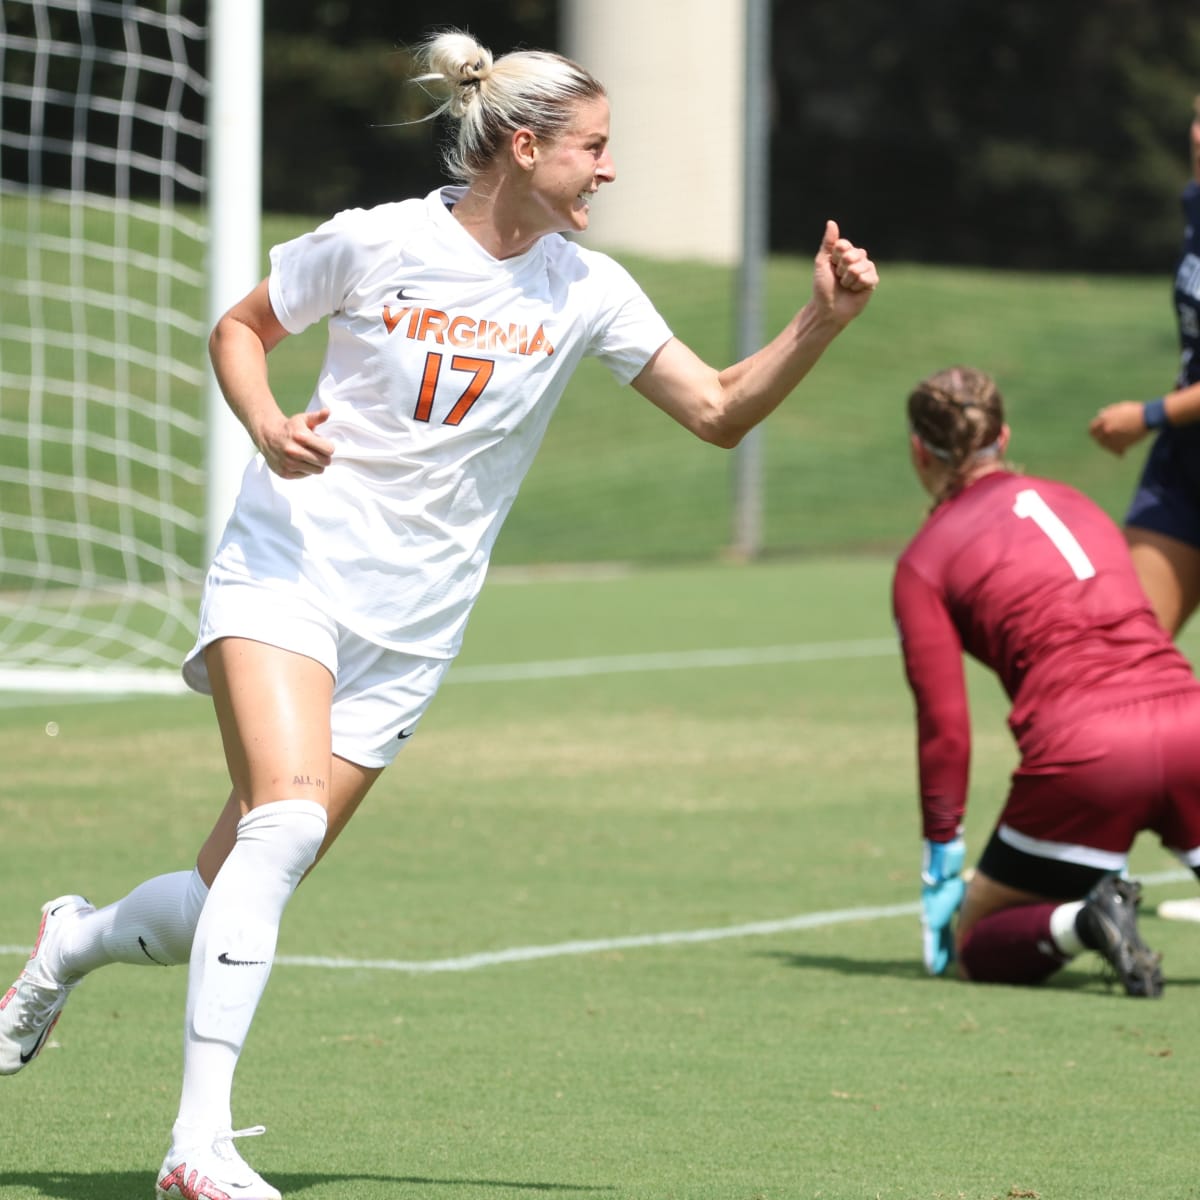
[217,952,267,967]
[138,936,167,966]
[396,728,414,740]
[395,287,430,302]
[19,1016,59,1064]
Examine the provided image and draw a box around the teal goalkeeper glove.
[921,836,966,976]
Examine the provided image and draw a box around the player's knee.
[236,799,329,884]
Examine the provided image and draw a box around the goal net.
[0,0,211,694]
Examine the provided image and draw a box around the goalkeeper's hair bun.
[414,28,605,183]
[907,365,1006,484]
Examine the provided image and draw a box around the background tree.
[13,0,1197,272]
[260,0,558,216]
[770,0,1200,270]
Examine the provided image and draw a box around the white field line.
[0,636,899,707]
[444,637,899,684]
[4,598,1198,704]
[25,618,1190,696]
[273,902,920,973]
[1,868,1192,970]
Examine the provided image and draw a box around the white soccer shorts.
[182,568,453,768]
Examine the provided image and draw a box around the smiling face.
[526,95,615,235]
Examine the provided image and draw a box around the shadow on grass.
[761,949,928,979]
[762,949,1200,992]
[0,1172,617,1198]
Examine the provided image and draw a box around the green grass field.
[4,558,1200,1200]
[4,204,1198,1195]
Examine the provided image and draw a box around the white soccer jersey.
[211,186,673,658]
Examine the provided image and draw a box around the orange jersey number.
[413,352,496,426]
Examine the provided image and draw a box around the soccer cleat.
[156,1126,282,1200]
[1076,876,1164,998]
[0,894,93,1074]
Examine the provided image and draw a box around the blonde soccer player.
[1,29,877,1200]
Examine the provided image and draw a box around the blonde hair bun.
[413,28,605,183]
[420,32,495,118]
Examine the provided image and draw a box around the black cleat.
[1076,876,1164,998]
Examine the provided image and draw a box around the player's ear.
[998,424,1011,456]
[909,431,930,466]
[512,127,538,171]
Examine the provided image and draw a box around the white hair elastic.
[910,425,1000,465]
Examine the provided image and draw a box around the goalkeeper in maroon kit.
[894,365,1200,997]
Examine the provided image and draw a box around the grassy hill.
[1,201,1173,588]
[265,212,1172,565]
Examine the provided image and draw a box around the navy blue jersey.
[1173,180,1200,387]
[1124,182,1200,546]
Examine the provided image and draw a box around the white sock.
[57,868,210,978]
[1049,901,1086,957]
[173,799,327,1142]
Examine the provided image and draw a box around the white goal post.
[0,0,259,695]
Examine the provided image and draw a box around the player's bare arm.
[1089,381,1200,456]
[631,221,878,447]
[209,278,335,480]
